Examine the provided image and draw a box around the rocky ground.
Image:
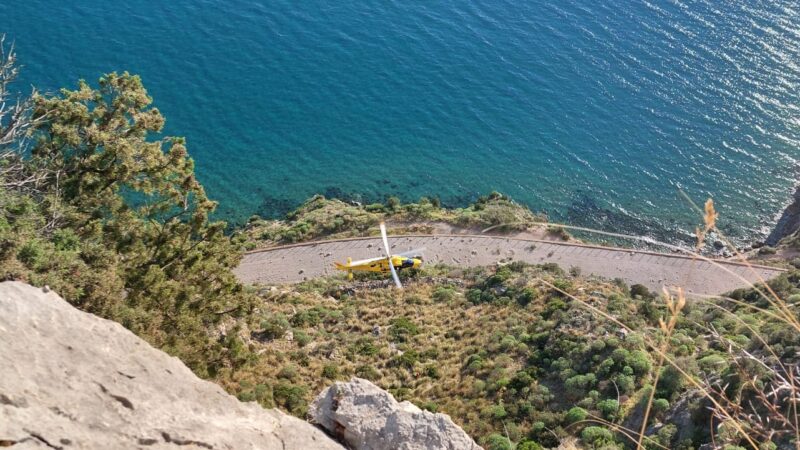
[0,281,478,449]
[0,281,342,449]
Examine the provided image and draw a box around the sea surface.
[2,0,800,246]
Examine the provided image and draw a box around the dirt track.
[235,235,785,296]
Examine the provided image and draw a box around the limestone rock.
[767,185,800,246]
[0,281,343,450]
[310,378,482,450]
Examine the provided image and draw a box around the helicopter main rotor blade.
[396,247,426,258]
[342,256,385,267]
[380,222,402,289]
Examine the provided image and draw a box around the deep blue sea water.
[2,1,799,245]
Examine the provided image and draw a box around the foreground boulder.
[0,281,343,449]
[310,378,482,450]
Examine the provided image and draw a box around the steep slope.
[0,281,343,449]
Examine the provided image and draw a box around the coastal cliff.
[766,185,800,246]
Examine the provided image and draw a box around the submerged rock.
[310,378,482,450]
[0,281,343,450]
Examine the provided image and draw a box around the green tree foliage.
[1,71,254,378]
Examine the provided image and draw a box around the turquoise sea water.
[2,1,799,245]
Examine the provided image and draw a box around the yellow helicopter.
[334,222,424,288]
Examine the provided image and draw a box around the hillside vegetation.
[226,263,800,450]
[238,191,547,249]
[2,43,798,449]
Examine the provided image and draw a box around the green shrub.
[52,229,80,252]
[386,196,401,211]
[510,370,534,390]
[597,399,619,420]
[425,365,441,379]
[17,240,46,268]
[516,287,537,306]
[565,406,588,424]
[353,337,379,356]
[626,350,652,375]
[294,330,312,347]
[273,382,308,415]
[394,349,419,370]
[420,400,438,412]
[652,423,677,448]
[278,365,299,380]
[465,354,484,373]
[484,433,513,450]
[565,373,596,399]
[260,314,290,340]
[652,398,669,415]
[517,441,544,450]
[365,203,385,212]
[610,348,630,363]
[547,225,570,241]
[238,382,274,407]
[390,317,420,342]
[698,354,728,373]
[432,286,456,303]
[321,364,339,379]
[613,373,635,394]
[658,366,684,398]
[581,426,614,446]
[489,404,507,420]
[630,284,651,298]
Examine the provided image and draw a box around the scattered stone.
[371,326,381,337]
[310,378,481,450]
[491,285,508,296]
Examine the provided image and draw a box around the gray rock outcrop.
[0,281,343,449]
[309,378,482,450]
[766,185,800,246]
